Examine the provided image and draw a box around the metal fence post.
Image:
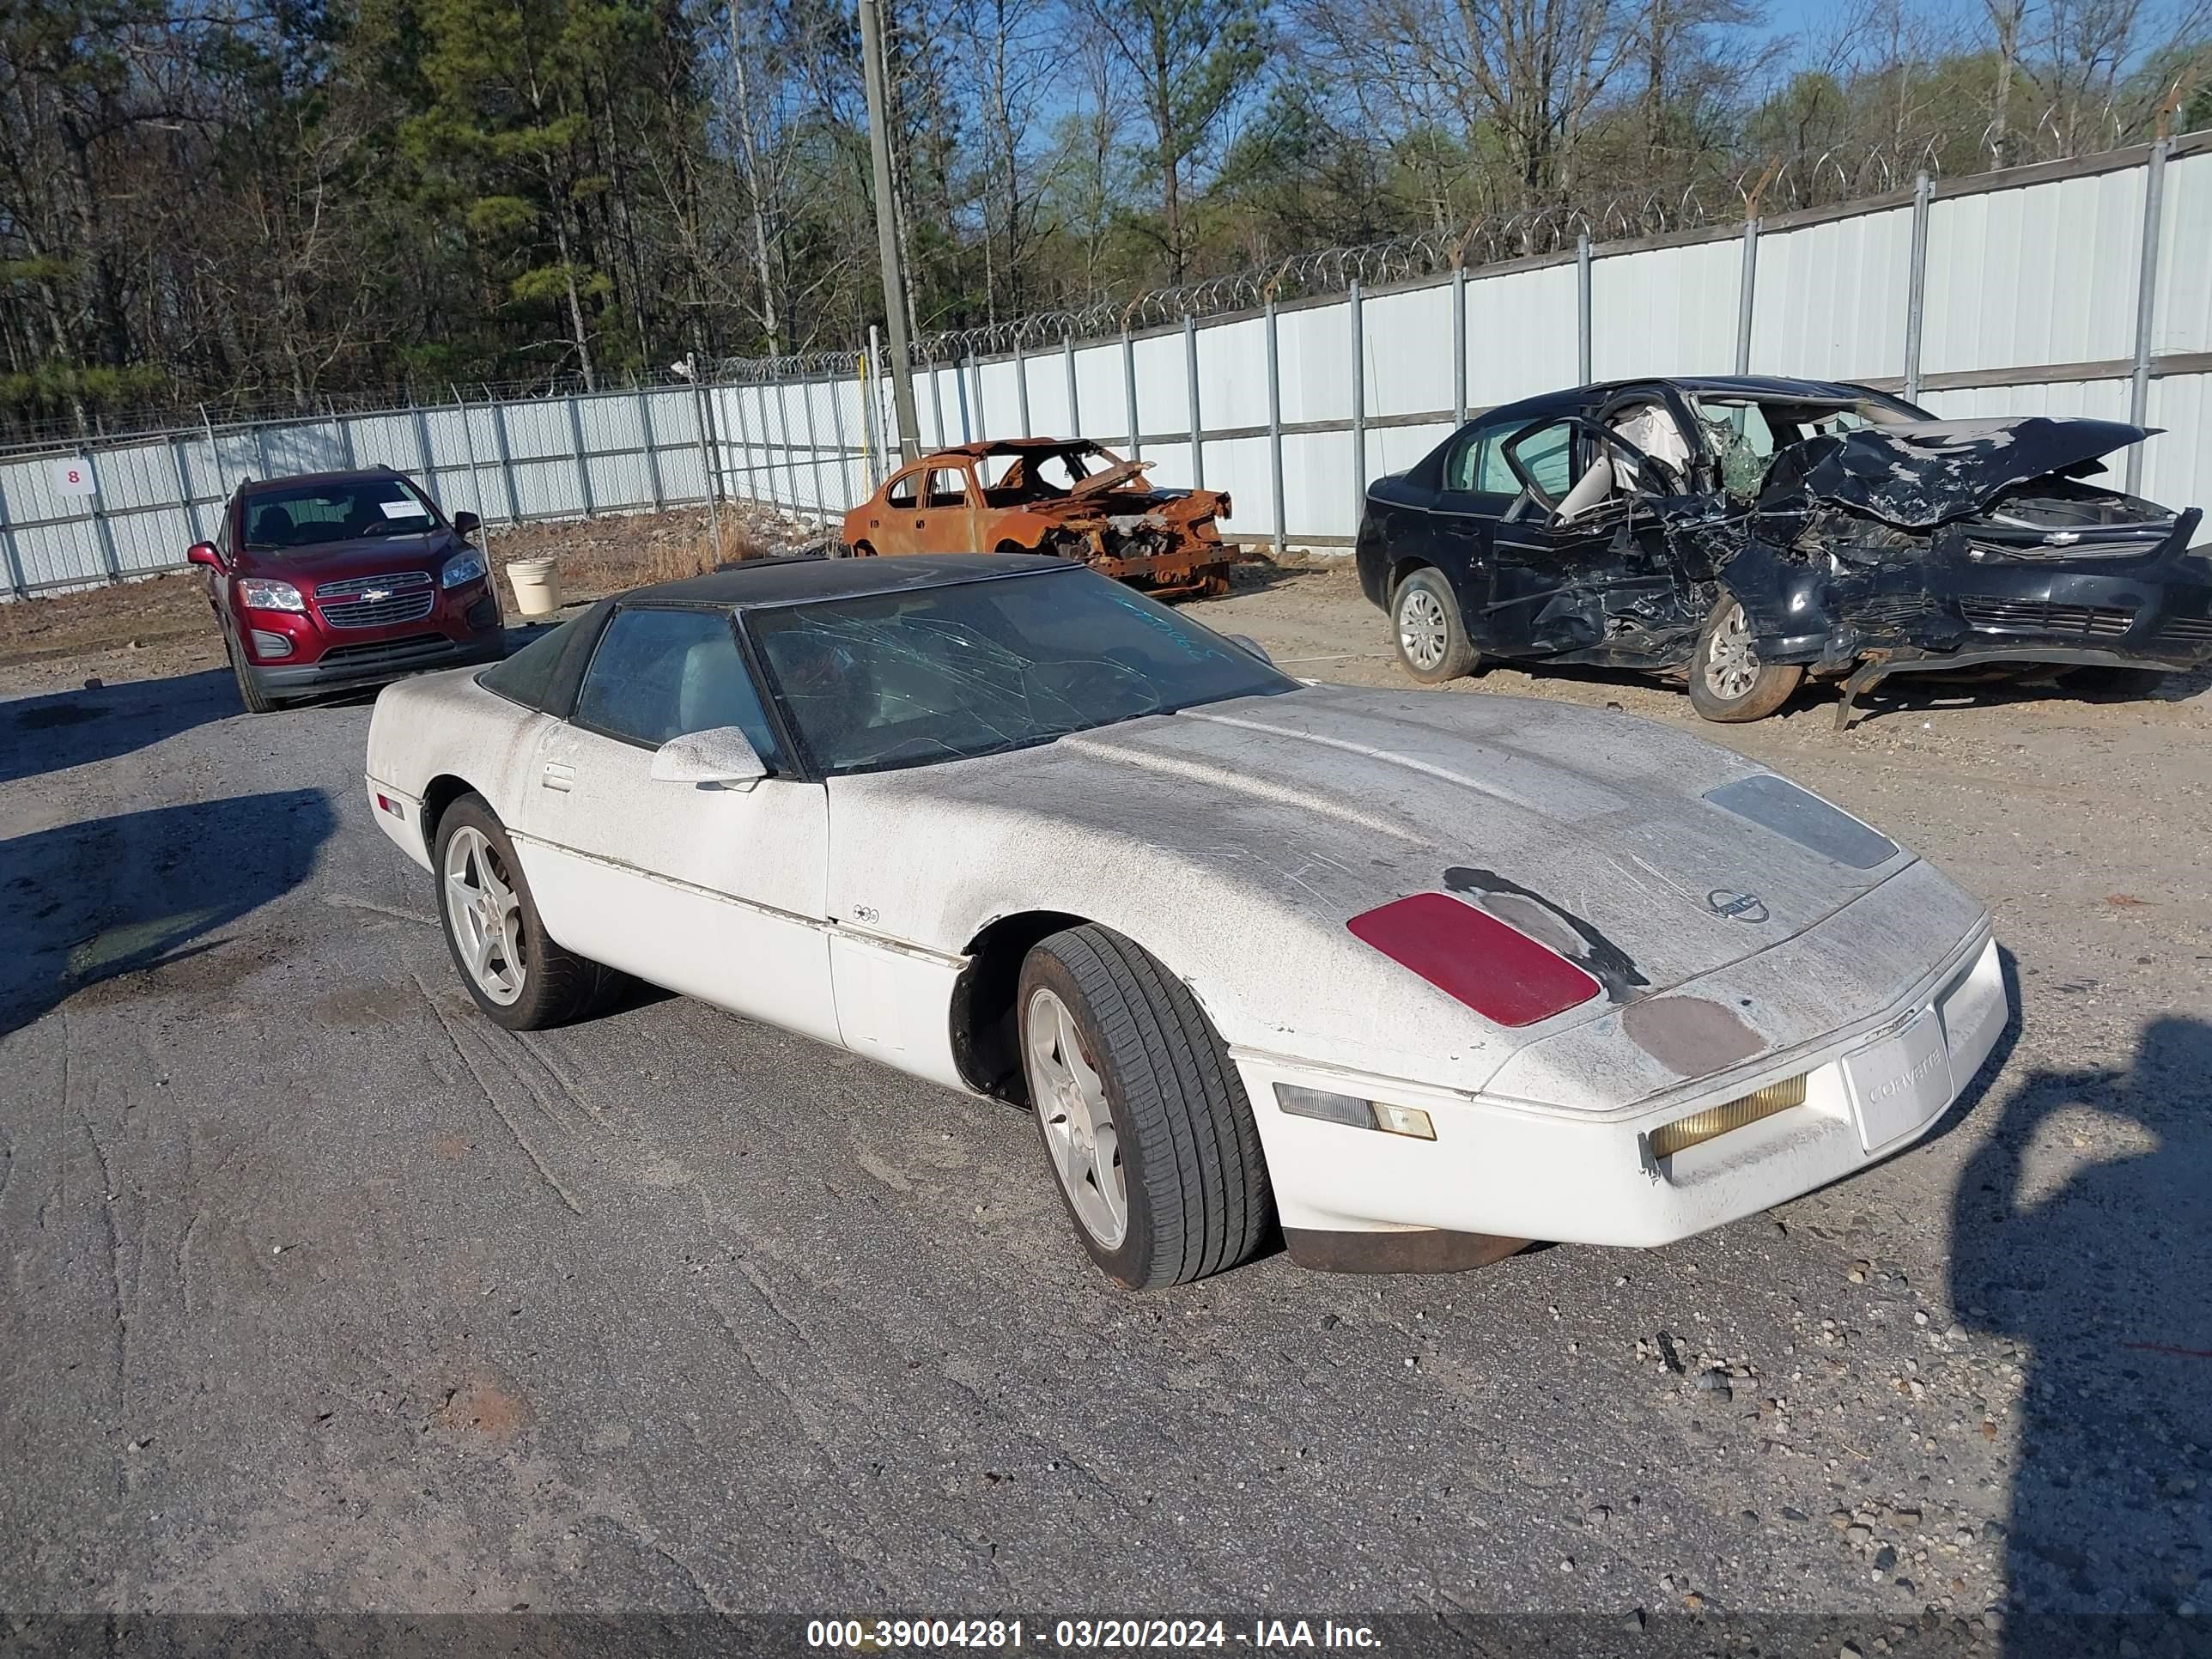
[1904,172,1933,404]
[1183,313,1205,489]
[956,356,975,443]
[1452,265,1468,426]
[332,399,357,469]
[201,404,223,498]
[1266,297,1285,559]
[828,368,854,508]
[727,377,756,501]
[169,435,206,544]
[486,386,522,525]
[2126,137,2170,495]
[253,418,274,480]
[637,390,666,510]
[1735,216,1759,375]
[1063,334,1079,434]
[1121,330,1139,459]
[0,476,27,599]
[1013,337,1031,436]
[798,374,825,516]
[1577,234,1594,384]
[866,325,889,467]
[565,394,596,517]
[409,400,435,495]
[775,378,801,506]
[452,385,491,528]
[927,361,948,450]
[82,448,124,582]
[1349,280,1367,526]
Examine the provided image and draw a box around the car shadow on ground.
[0,789,337,1040]
[1948,1008,2212,1653]
[0,668,240,787]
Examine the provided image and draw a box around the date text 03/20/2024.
[805,1620,1382,1650]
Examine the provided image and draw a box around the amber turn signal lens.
[1648,1074,1808,1160]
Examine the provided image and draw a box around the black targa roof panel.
[1760,416,2153,530]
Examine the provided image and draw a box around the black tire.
[432,793,625,1030]
[227,634,277,714]
[850,540,878,558]
[1390,567,1477,684]
[1686,594,1802,722]
[1017,925,1273,1289]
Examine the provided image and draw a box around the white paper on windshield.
[380,499,431,519]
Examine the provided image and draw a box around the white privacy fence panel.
[1748,204,1916,382]
[8,133,2210,599]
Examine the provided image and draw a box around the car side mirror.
[186,542,223,570]
[452,511,481,540]
[1224,633,1273,665]
[651,725,768,791]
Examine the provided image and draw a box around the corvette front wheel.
[1018,925,1274,1289]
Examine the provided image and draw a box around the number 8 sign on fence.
[54,458,99,497]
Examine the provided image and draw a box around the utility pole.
[858,0,921,461]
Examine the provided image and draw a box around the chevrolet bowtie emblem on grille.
[357,587,392,602]
[1706,889,1770,924]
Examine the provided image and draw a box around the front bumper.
[247,618,506,700]
[1234,929,2008,1265]
[1765,550,2212,674]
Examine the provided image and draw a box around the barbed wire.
[718,143,1959,382]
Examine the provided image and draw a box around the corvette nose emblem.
[1706,890,1769,924]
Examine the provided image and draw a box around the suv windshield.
[243,477,439,552]
[747,567,1294,776]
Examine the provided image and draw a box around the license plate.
[1844,1009,1954,1152]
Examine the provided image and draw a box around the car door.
[915,463,981,552]
[1427,422,1526,646]
[514,603,840,1042]
[1485,417,1685,662]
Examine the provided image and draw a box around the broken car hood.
[1759,416,2153,530]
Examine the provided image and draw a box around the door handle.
[541,762,574,793]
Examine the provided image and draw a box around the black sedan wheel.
[1391,568,1477,684]
[1687,596,1802,722]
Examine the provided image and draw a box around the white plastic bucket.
[506,557,561,617]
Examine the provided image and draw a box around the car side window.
[574,607,781,765]
[1446,424,1526,495]
[884,470,921,509]
[1505,422,1577,501]
[925,467,969,508]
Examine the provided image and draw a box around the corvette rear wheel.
[434,793,623,1030]
[1391,568,1477,684]
[1018,925,1273,1289]
[1688,596,1802,722]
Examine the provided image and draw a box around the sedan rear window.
[747,567,1293,776]
[243,477,438,552]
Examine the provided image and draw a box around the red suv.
[188,467,507,711]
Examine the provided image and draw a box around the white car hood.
[829,684,1980,1104]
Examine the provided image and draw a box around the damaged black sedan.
[1355,375,2212,722]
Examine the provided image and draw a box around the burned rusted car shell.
[842,438,1243,598]
[1357,376,2212,721]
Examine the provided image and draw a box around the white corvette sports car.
[364,553,2009,1288]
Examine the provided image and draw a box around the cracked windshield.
[748,568,1293,775]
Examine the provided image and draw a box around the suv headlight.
[238,577,305,612]
[441,550,487,588]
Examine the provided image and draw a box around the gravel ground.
[1,548,2207,1656]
